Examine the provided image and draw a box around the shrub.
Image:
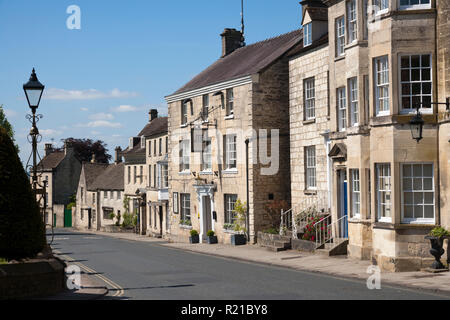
[430,227,450,238]
[0,128,46,260]
[190,230,199,237]
[233,200,247,234]
[109,213,116,220]
[264,228,279,235]
[207,230,215,237]
[122,212,134,228]
[302,216,329,242]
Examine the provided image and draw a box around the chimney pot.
[115,147,123,164]
[149,109,158,122]
[221,28,244,57]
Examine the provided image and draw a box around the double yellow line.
[54,250,125,298]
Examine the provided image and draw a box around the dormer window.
[304,23,312,47]
[141,136,145,149]
[129,138,134,149]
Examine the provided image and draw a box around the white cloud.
[88,113,114,121]
[40,129,63,136]
[80,107,89,111]
[44,88,138,100]
[78,120,123,128]
[4,109,17,118]
[111,105,141,113]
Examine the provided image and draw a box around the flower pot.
[425,236,449,270]
[207,236,218,244]
[189,235,200,244]
[231,234,247,246]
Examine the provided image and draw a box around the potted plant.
[206,230,218,244]
[189,230,200,244]
[231,200,247,246]
[425,227,450,270]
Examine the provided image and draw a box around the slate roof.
[38,151,65,170]
[306,7,328,21]
[90,163,124,191]
[139,117,168,138]
[170,29,303,96]
[82,162,109,191]
[123,117,168,155]
[287,33,329,58]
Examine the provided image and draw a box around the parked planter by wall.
[425,236,450,270]
[207,236,218,244]
[231,234,247,246]
[189,235,200,244]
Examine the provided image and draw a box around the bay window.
[399,0,430,10]
[400,54,432,113]
[348,77,358,126]
[337,87,347,131]
[374,56,390,115]
[374,0,389,14]
[351,169,361,218]
[347,0,357,43]
[336,17,345,57]
[376,164,391,222]
[402,163,434,223]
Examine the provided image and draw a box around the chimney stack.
[115,147,122,164]
[149,109,158,122]
[64,140,73,156]
[221,28,244,57]
[45,143,53,156]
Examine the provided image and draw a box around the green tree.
[0,105,19,153]
[0,127,46,260]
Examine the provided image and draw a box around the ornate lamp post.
[23,68,47,222]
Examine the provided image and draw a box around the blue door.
[339,170,349,238]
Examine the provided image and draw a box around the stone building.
[288,0,450,272]
[142,110,169,238]
[35,142,81,227]
[165,28,302,244]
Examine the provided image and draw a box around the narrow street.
[49,229,449,300]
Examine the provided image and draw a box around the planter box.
[207,236,218,244]
[231,234,247,246]
[189,235,200,244]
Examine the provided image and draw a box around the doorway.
[202,196,212,242]
[159,206,163,237]
[338,170,348,238]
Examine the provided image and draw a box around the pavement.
[61,228,450,297]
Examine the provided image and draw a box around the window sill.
[180,124,189,128]
[224,229,239,235]
[304,189,317,195]
[178,171,191,176]
[179,225,193,230]
[223,169,238,175]
[334,55,345,62]
[199,170,213,176]
[225,115,235,120]
[303,119,316,125]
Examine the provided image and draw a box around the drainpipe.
[245,138,250,242]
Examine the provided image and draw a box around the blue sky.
[0,0,302,164]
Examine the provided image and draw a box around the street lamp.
[23,68,47,224]
[410,106,424,143]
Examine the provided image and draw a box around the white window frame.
[401,163,435,224]
[336,17,346,57]
[399,0,430,10]
[348,77,359,126]
[351,169,361,219]
[180,193,191,223]
[374,56,390,116]
[304,78,316,120]
[304,23,312,47]
[347,0,357,44]
[376,163,392,223]
[399,54,433,115]
[141,136,145,149]
[225,134,237,171]
[305,146,317,190]
[179,140,190,173]
[181,100,189,126]
[202,94,209,122]
[201,137,212,172]
[374,0,389,15]
[226,88,234,117]
[337,87,347,132]
[224,194,238,224]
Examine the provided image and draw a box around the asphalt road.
[48,229,449,300]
